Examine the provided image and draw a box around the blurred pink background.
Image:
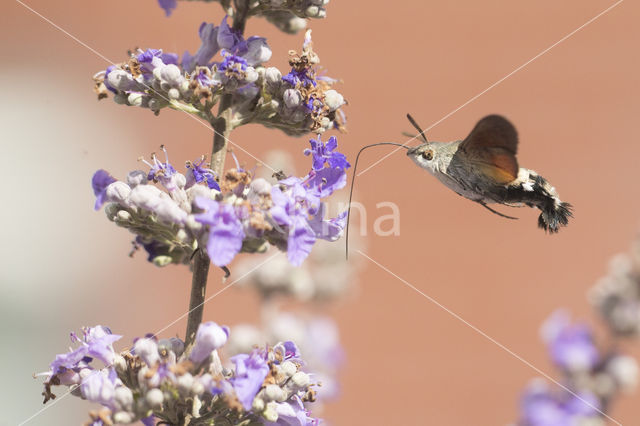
[2,0,639,424]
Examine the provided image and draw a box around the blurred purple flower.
[541,310,600,371]
[229,352,270,410]
[92,170,116,210]
[519,380,601,426]
[157,0,177,16]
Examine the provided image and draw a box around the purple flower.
[306,167,347,198]
[235,36,272,66]
[190,322,230,363]
[137,49,179,74]
[520,380,601,426]
[50,326,121,376]
[194,198,245,266]
[186,157,220,190]
[264,397,315,426]
[80,368,118,408]
[141,416,156,426]
[92,170,116,210]
[217,16,243,51]
[157,0,177,16]
[229,351,270,410]
[283,68,316,88]
[309,204,347,241]
[304,135,350,171]
[182,22,220,72]
[287,215,316,267]
[141,146,180,191]
[218,51,248,73]
[270,185,317,266]
[541,310,600,371]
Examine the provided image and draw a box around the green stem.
[185,249,211,347]
[184,0,249,348]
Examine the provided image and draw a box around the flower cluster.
[227,311,344,405]
[158,0,330,33]
[589,237,640,336]
[93,19,345,136]
[92,136,350,268]
[255,30,346,135]
[236,238,358,301]
[516,310,638,425]
[39,323,321,425]
[94,18,270,113]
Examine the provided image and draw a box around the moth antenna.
[406,113,428,143]
[346,142,410,260]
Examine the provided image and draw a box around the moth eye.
[422,150,434,161]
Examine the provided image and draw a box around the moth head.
[407,143,438,172]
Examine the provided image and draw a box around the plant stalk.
[184,1,248,347]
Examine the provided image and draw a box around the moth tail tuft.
[537,201,573,233]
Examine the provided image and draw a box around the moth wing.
[459,115,519,184]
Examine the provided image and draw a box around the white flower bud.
[108,69,137,91]
[113,412,134,423]
[79,368,93,380]
[305,6,320,17]
[106,182,131,205]
[243,38,272,66]
[114,386,134,410]
[155,198,188,224]
[607,355,639,391]
[280,361,297,377]
[146,388,164,408]
[252,396,265,412]
[126,170,147,187]
[127,92,144,107]
[288,17,307,33]
[283,89,302,108]
[290,371,310,389]
[264,384,285,402]
[104,203,121,221]
[245,68,259,84]
[115,210,132,222]
[167,88,180,100]
[191,379,205,395]
[189,322,229,363]
[265,67,282,85]
[188,184,215,204]
[323,89,344,110]
[152,256,173,267]
[113,354,127,375]
[186,215,203,234]
[133,338,159,366]
[173,173,187,189]
[159,64,183,86]
[263,401,279,422]
[130,185,163,210]
[250,178,272,196]
[177,373,194,394]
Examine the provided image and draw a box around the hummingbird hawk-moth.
[346,114,573,257]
